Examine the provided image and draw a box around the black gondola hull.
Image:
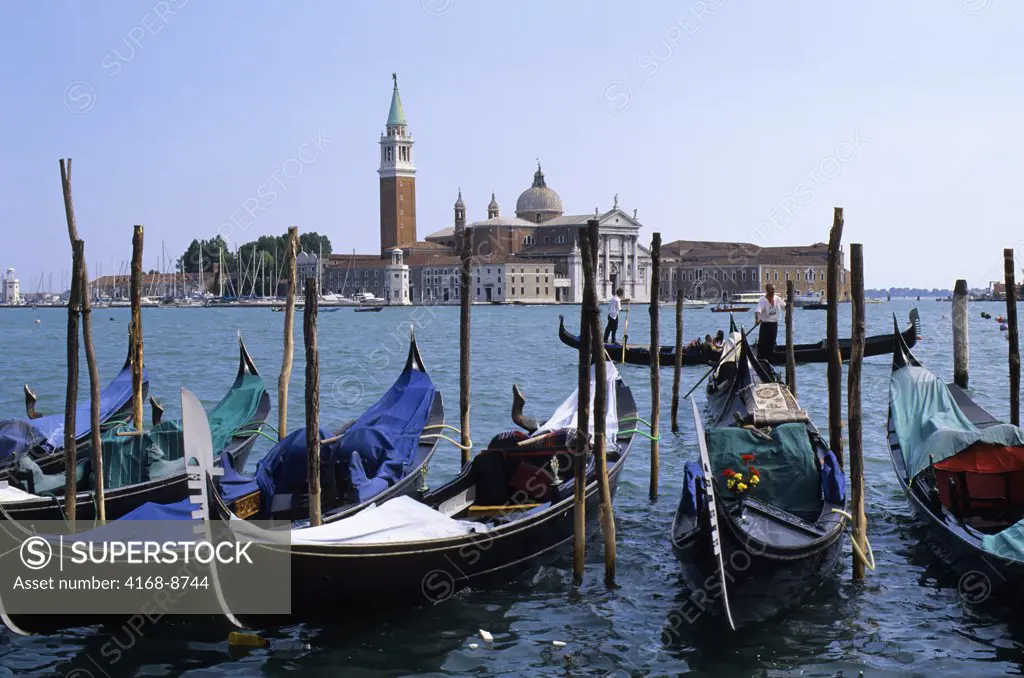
[559,310,920,367]
[234,444,629,626]
[671,503,843,628]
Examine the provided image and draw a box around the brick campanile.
[378,73,417,256]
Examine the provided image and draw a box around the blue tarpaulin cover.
[678,461,705,516]
[890,365,1024,480]
[0,363,144,462]
[821,449,846,505]
[248,362,436,513]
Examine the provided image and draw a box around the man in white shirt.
[754,283,785,361]
[603,288,625,344]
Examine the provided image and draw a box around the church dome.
[515,164,563,222]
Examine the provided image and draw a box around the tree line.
[175,231,332,296]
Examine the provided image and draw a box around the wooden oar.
[682,323,761,400]
[621,299,631,364]
[691,397,735,631]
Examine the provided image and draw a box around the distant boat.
[355,306,384,313]
[710,304,750,313]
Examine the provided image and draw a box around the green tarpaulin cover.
[708,422,822,519]
[104,371,266,489]
[890,365,1024,481]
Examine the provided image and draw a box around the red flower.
[741,454,755,462]
[749,467,760,476]
[722,469,736,478]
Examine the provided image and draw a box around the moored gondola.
[0,336,270,521]
[558,309,920,368]
[0,388,247,636]
[211,363,637,626]
[887,317,1024,593]
[215,333,444,524]
[0,344,147,473]
[671,330,847,628]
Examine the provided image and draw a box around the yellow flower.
[750,476,761,486]
[737,483,748,492]
[733,473,744,482]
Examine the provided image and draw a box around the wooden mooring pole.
[79,253,104,522]
[649,233,661,500]
[1005,249,1020,426]
[952,279,969,389]
[826,207,845,467]
[671,288,683,433]
[59,159,104,521]
[278,226,299,441]
[459,229,472,466]
[130,225,145,430]
[63,240,83,523]
[785,279,796,397]
[574,227,594,583]
[304,277,322,527]
[587,219,616,585]
[849,243,867,580]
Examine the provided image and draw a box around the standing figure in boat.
[604,287,626,344]
[755,283,785,362]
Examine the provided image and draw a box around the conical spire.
[387,72,406,126]
[455,188,465,209]
[487,191,499,218]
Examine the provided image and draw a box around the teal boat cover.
[104,371,266,489]
[708,422,822,519]
[890,365,1024,481]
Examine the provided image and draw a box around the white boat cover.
[534,362,620,441]
[230,495,487,546]
[0,482,41,504]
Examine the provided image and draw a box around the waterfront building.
[658,240,851,302]
[319,76,654,305]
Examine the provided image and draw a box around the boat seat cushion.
[707,423,822,519]
[935,443,1024,517]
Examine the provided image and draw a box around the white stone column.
[632,236,638,296]
[603,234,610,300]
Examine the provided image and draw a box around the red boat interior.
[934,442,1024,531]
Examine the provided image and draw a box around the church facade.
[321,76,654,304]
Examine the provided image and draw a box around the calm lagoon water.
[0,299,1022,677]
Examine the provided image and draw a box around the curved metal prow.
[150,396,164,425]
[404,333,427,373]
[892,313,921,369]
[23,385,40,420]
[511,384,540,433]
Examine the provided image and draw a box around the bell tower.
[379,73,416,256]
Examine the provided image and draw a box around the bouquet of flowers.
[722,454,761,495]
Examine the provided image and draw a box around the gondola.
[214,333,444,524]
[558,316,722,366]
[0,344,147,473]
[0,388,244,636]
[801,303,827,310]
[887,318,1024,593]
[211,362,637,625]
[0,336,270,522]
[671,330,847,628]
[355,306,384,312]
[558,309,921,368]
[711,304,750,313]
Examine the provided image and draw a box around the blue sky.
[1,0,1021,290]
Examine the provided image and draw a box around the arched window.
[522,235,536,246]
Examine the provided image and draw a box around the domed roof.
[515,164,563,222]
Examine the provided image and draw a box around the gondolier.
[754,283,785,361]
[604,288,626,344]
